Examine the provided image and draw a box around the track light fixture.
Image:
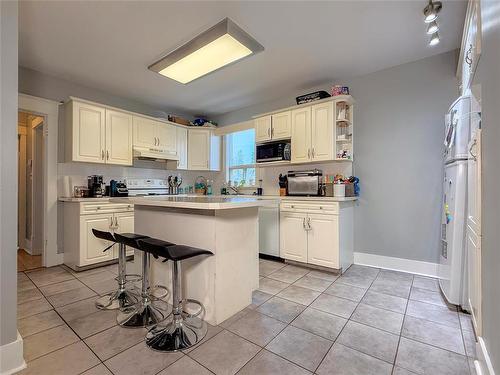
[426,21,439,34]
[429,32,440,46]
[423,1,442,46]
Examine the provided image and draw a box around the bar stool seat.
[138,238,214,352]
[115,233,173,328]
[91,229,144,310]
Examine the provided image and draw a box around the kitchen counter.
[59,195,358,203]
[116,196,277,210]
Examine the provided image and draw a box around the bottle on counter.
[206,180,213,195]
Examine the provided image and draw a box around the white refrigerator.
[439,96,471,307]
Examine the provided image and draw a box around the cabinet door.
[80,214,114,266]
[307,213,339,269]
[188,129,210,170]
[467,226,482,335]
[157,122,177,156]
[255,116,272,143]
[280,212,307,263]
[311,102,334,161]
[72,101,106,163]
[291,107,311,163]
[176,127,188,170]
[114,212,135,257]
[271,111,291,140]
[133,116,157,148]
[105,109,133,165]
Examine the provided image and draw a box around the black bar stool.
[115,233,172,328]
[137,238,213,352]
[91,229,143,310]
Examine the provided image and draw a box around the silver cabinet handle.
[106,150,109,160]
[114,216,118,228]
[308,149,311,158]
[469,139,477,161]
[109,216,114,228]
[312,148,315,158]
[302,217,306,229]
[465,44,473,68]
[101,150,105,160]
[307,217,311,230]
[271,127,274,138]
[267,128,270,137]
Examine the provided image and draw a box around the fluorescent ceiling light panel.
[149,18,264,84]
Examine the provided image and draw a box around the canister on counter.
[334,183,346,197]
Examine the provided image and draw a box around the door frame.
[18,94,62,267]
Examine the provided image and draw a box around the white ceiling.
[19,1,466,117]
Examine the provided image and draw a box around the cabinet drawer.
[80,202,134,215]
[280,201,338,214]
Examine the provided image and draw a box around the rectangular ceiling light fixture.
[149,18,264,84]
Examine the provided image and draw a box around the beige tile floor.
[16,259,477,375]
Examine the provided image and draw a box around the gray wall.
[0,0,19,346]
[475,0,500,371]
[215,51,458,263]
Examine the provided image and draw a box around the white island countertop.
[115,195,278,210]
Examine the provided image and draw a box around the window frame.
[224,128,258,189]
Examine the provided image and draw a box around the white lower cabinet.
[280,201,353,271]
[63,201,134,270]
[280,212,308,262]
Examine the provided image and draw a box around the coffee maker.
[88,175,104,197]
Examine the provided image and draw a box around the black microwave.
[256,141,291,163]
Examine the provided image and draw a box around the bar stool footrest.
[181,298,205,319]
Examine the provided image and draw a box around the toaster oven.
[287,169,323,196]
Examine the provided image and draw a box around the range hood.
[133,146,179,161]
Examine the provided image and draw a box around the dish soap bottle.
[206,180,213,195]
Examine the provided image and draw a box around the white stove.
[125,178,170,196]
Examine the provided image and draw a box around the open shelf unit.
[335,99,353,161]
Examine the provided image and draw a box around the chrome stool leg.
[96,244,140,310]
[117,251,169,328]
[145,260,207,351]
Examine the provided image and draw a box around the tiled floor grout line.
[391,274,414,374]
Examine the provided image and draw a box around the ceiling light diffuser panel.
[149,18,264,84]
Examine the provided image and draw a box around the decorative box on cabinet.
[63,201,135,270]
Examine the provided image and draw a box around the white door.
[80,214,114,266]
[291,107,311,163]
[271,111,291,140]
[280,212,307,263]
[311,102,334,161]
[133,116,157,148]
[73,101,106,163]
[188,129,210,170]
[467,128,482,334]
[114,212,135,257]
[176,127,188,170]
[255,116,272,143]
[105,109,133,165]
[307,213,339,269]
[157,122,177,156]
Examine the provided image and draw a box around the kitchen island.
[118,196,277,325]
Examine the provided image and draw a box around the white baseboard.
[475,336,496,375]
[0,332,26,375]
[353,252,439,278]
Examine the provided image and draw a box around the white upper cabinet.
[105,109,133,165]
[187,128,220,171]
[133,116,177,156]
[291,107,312,163]
[458,0,481,94]
[311,102,334,161]
[65,100,132,165]
[255,112,291,143]
[255,115,272,143]
[67,101,106,163]
[176,126,188,170]
[271,111,291,140]
[133,116,157,148]
[157,122,177,157]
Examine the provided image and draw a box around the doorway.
[17,110,44,271]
